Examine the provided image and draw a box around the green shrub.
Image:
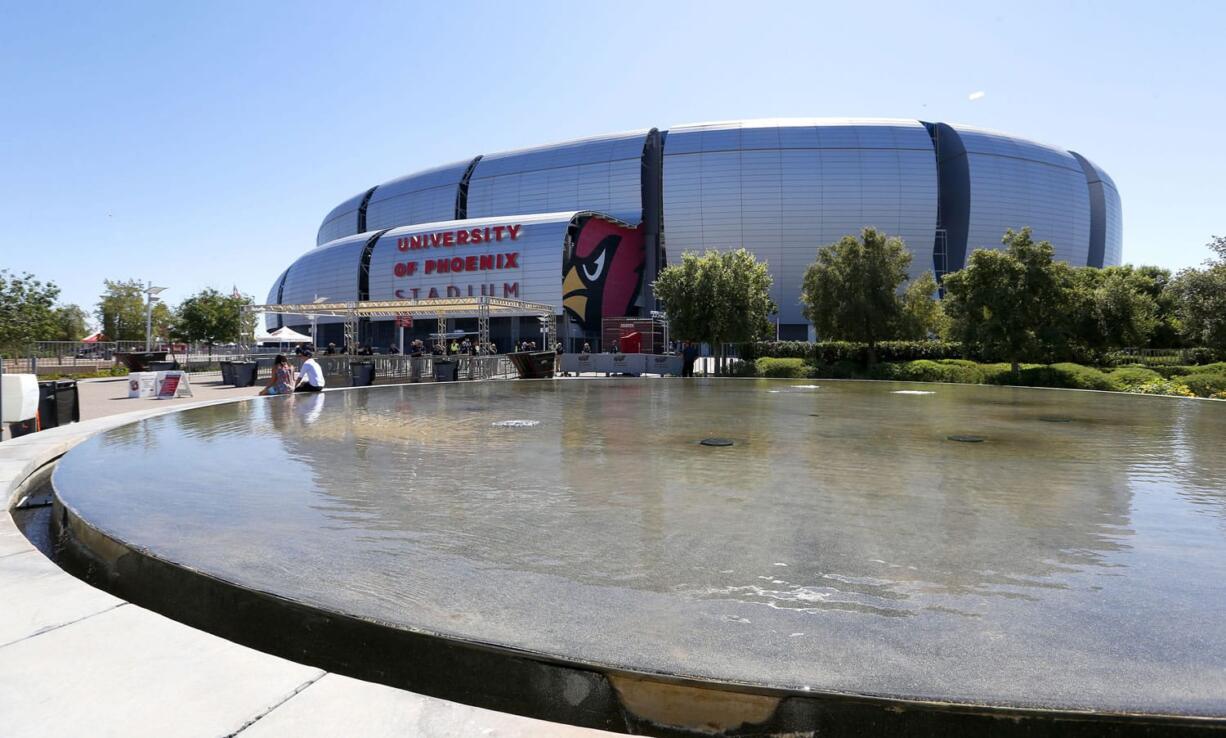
[889,359,984,384]
[1186,362,1226,375]
[1108,366,1163,389]
[728,359,759,377]
[983,363,1117,391]
[1130,379,1196,397]
[756,357,808,378]
[1176,373,1226,398]
[108,366,130,377]
[746,340,964,364]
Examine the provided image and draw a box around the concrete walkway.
[0,394,610,737]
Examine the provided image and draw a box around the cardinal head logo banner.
[562,218,645,332]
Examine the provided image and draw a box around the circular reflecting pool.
[52,379,1226,719]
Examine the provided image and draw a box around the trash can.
[52,380,79,426]
[219,361,235,385]
[231,361,258,387]
[433,360,458,382]
[350,361,375,387]
[36,381,58,430]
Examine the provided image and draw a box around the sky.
[1,0,1224,320]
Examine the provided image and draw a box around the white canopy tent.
[254,325,313,344]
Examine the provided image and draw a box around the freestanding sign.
[155,371,193,399]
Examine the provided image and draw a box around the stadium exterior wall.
[275,118,1121,344]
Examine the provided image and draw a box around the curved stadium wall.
[272,118,1122,344]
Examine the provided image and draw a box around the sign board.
[155,371,193,399]
[396,315,414,328]
[128,372,158,399]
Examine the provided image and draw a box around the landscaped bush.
[888,359,984,384]
[727,358,759,377]
[1175,372,1226,398]
[1130,379,1196,397]
[1107,366,1163,389]
[756,357,808,378]
[746,340,963,364]
[983,362,1118,391]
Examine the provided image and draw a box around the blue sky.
[2,0,1223,316]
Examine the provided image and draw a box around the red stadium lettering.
[507,224,521,240]
[504,252,519,268]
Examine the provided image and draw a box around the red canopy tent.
[81,331,106,343]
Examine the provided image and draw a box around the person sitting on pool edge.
[260,354,296,396]
[295,350,326,393]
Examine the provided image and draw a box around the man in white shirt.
[295,351,326,393]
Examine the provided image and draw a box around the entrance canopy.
[243,296,555,350]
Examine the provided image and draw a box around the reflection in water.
[53,380,1226,716]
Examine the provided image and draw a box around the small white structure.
[1,374,40,422]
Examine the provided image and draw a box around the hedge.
[746,340,964,364]
[1176,373,1226,398]
[756,357,809,378]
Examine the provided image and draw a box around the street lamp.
[144,283,167,352]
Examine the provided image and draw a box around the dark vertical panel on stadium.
[356,187,377,234]
[273,270,289,330]
[356,229,389,347]
[1070,151,1107,268]
[455,155,483,220]
[640,128,664,312]
[925,122,971,274]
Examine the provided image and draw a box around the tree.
[1169,237,1226,351]
[97,279,146,342]
[0,270,60,353]
[1066,266,1159,353]
[173,288,252,358]
[897,272,947,340]
[941,228,1071,374]
[96,279,174,344]
[50,304,90,342]
[652,248,776,374]
[799,227,922,363]
[1132,265,1181,348]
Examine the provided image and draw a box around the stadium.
[266,118,1122,348]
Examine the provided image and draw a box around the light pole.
[144,283,167,352]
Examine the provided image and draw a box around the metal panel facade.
[368,213,572,312]
[364,159,473,231]
[465,131,648,223]
[281,233,369,324]
[315,190,367,246]
[953,126,1091,266]
[662,119,939,325]
[264,268,289,329]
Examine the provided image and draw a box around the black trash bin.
[231,361,258,387]
[219,361,235,385]
[350,361,375,387]
[52,380,79,426]
[433,360,458,382]
[148,360,179,371]
[36,381,58,430]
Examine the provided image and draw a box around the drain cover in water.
[700,438,735,447]
[947,434,986,443]
[1039,416,1074,423]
